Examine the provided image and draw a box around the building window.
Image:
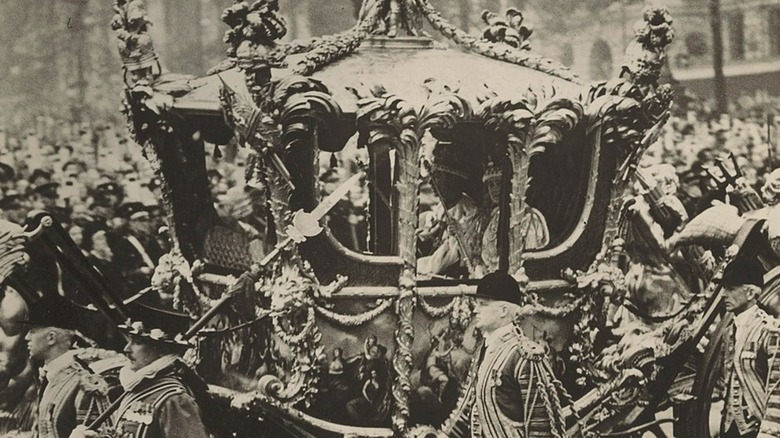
[685,32,708,57]
[771,8,780,56]
[728,11,745,61]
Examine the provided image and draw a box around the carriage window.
[317,139,371,254]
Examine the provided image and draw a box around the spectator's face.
[31,193,54,209]
[91,230,111,255]
[57,147,72,163]
[4,201,26,224]
[129,216,153,237]
[68,225,84,247]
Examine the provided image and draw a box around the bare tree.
[709,0,727,114]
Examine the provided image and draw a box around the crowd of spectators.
[640,93,780,217]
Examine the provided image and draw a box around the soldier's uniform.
[469,324,566,438]
[18,295,111,438]
[106,358,209,438]
[450,273,567,438]
[35,353,110,438]
[721,304,780,437]
[98,298,209,438]
[718,235,780,438]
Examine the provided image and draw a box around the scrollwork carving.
[257,259,328,406]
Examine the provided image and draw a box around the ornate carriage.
[2,0,750,437]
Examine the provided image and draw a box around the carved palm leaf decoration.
[479,90,581,269]
[356,84,474,433]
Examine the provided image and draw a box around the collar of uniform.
[119,354,179,392]
[43,351,76,380]
[734,304,761,329]
[483,323,517,351]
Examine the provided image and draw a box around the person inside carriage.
[416,147,549,278]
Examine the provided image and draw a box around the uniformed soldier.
[70,298,210,438]
[112,202,164,296]
[18,294,110,438]
[719,252,780,437]
[0,190,27,224]
[461,272,567,438]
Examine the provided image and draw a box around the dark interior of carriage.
[526,123,592,249]
[174,108,603,285]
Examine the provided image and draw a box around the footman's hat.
[474,271,523,305]
[119,294,191,347]
[717,218,767,288]
[17,294,80,331]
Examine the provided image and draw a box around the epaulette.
[759,309,780,332]
[79,372,109,396]
[512,332,546,360]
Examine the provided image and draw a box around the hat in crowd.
[116,201,150,220]
[0,162,15,182]
[717,219,767,288]
[145,177,162,190]
[95,181,123,196]
[31,182,60,198]
[82,220,110,251]
[62,159,87,174]
[0,190,24,209]
[27,170,59,198]
[119,298,191,346]
[17,294,80,331]
[28,169,52,186]
[474,271,523,305]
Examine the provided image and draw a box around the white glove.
[68,425,98,438]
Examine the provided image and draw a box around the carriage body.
[0,1,691,436]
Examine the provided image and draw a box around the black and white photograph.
[1,0,779,436]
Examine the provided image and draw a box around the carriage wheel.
[679,312,732,438]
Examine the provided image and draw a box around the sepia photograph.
[1,0,779,436]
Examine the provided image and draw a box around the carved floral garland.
[314,299,394,327]
[255,260,327,406]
